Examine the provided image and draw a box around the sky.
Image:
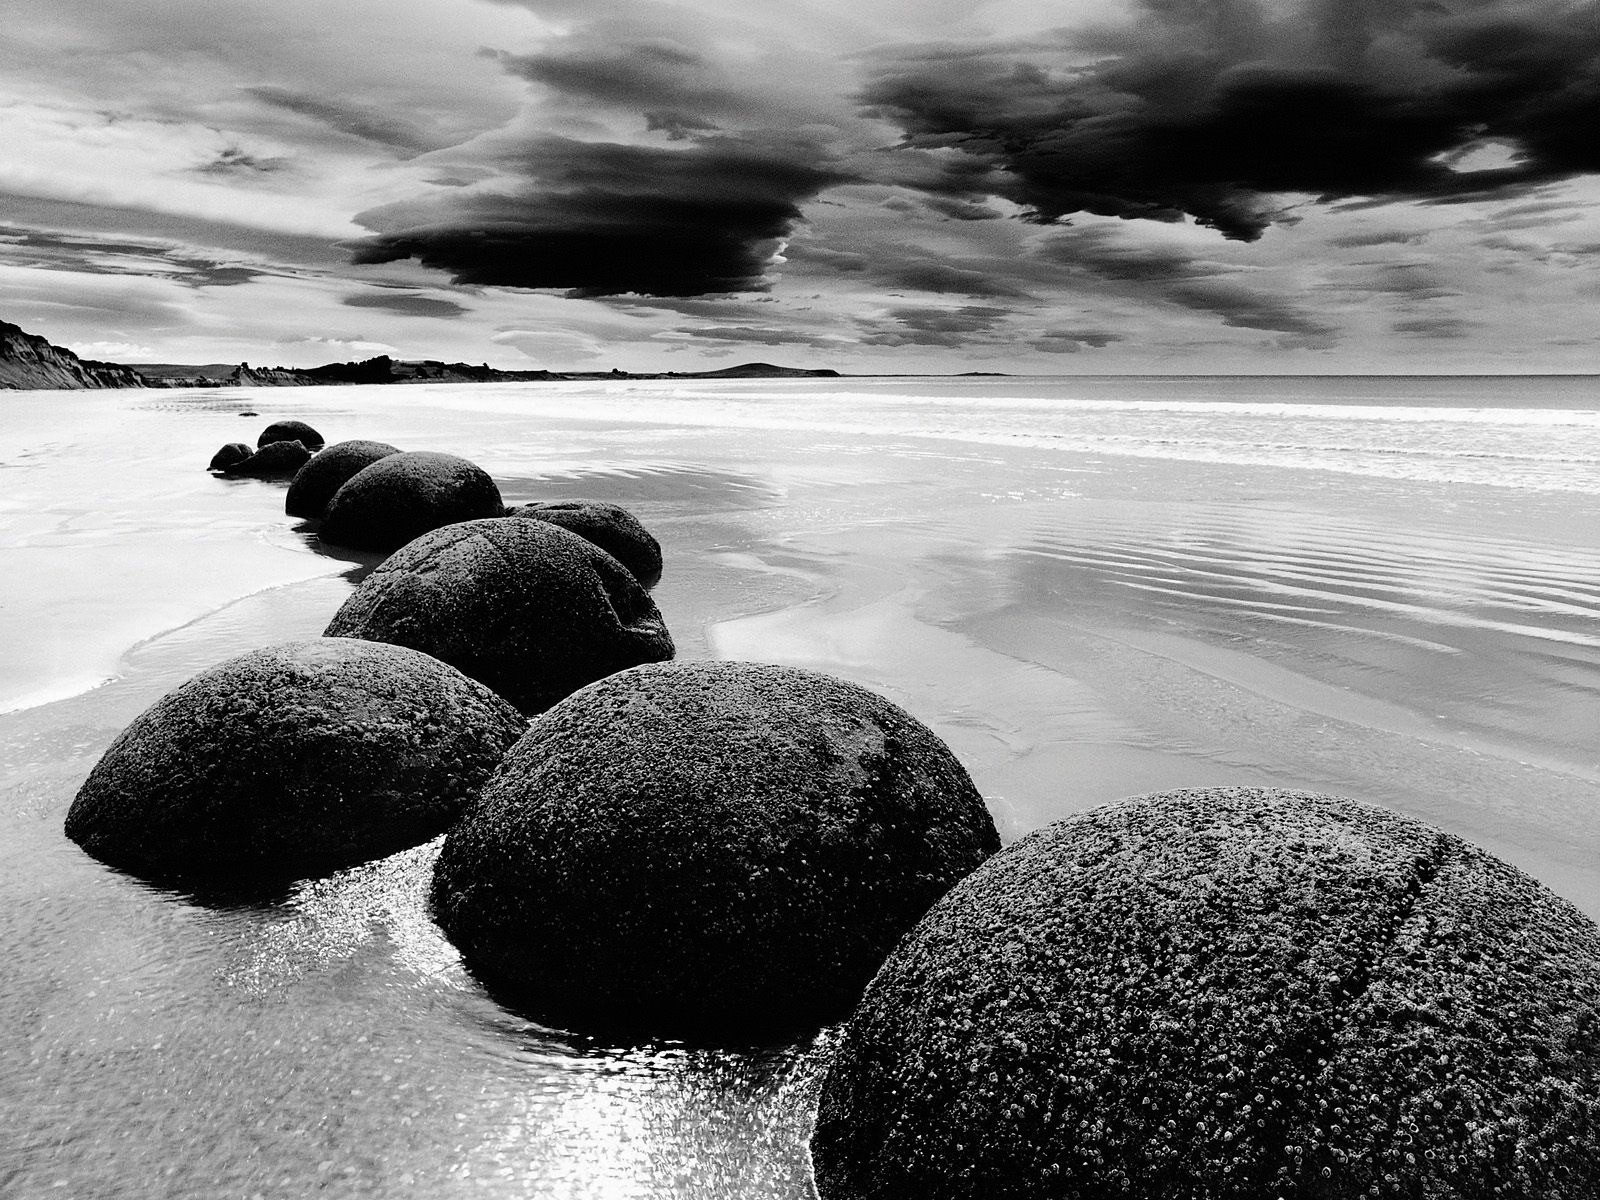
[2,0,1598,374]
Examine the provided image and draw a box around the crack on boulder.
[1245,832,1453,1191]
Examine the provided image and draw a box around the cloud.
[858,303,1013,347]
[1032,329,1125,352]
[194,147,291,176]
[878,260,1034,298]
[0,224,269,287]
[350,133,852,296]
[1039,225,1338,340]
[665,324,845,348]
[493,39,752,136]
[1326,229,1430,248]
[243,86,447,154]
[342,291,468,318]
[491,326,607,363]
[863,0,1600,241]
[1392,315,1475,338]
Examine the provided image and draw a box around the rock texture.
[507,500,664,588]
[258,419,324,451]
[430,660,999,1036]
[325,518,673,713]
[222,439,312,478]
[812,787,1600,1200]
[318,450,504,551]
[285,439,400,519]
[0,320,147,389]
[64,639,527,888]
[206,442,253,472]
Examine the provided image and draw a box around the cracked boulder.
[430,660,1000,1036]
[812,787,1600,1199]
[206,442,252,472]
[506,500,664,589]
[221,439,311,479]
[258,419,324,452]
[318,450,504,551]
[64,638,526,889]
[325,517,674,714]
[285,438,401,519]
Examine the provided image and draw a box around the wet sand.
[4,379,1600,1197]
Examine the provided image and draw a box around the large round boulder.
[64,638,526,888]
[223,439,312,478]
[258,419,324,451]
[319,450,504,551]
[324,517,673,713]
[430,660,1000,1036]
[812,787,1600,1200]
[285,438,401,519]
[507,500,663,588]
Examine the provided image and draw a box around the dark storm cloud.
[244,86,445,153]
[342,292,468,318]
[350,134,852,296]
[863,0,1600,241]
[1040,226,1337,340]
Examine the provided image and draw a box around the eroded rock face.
[324,517,673,713]
[285,439,400,519]
[318,450,503,551]
[812,787,1600,1200]
[258,420,324,451]
[206,442,253,472]
[506,500,664,588]
[64,638,526,888]
[430,660,999,1036]
[223,439,312,478]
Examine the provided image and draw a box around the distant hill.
[0,321,148,390]
[679,362,840,379]
[1,318,842,389]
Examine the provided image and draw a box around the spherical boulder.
[319,450,504,551]
[223,439,312,478]
[285,439,401,519]
[507,500,663,588]
[64,638,527,888]
[258,419,324,452]
[430,660,1000,1036]
[812,787,1600,1200]
[206,442,253,472]
[324,518,673,713]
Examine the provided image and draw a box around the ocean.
[3,374,1599,1197]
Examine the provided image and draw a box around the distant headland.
[0,319,841,391]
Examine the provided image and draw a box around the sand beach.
[4,374,1600,1197]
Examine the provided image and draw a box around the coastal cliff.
[0,321,147,390]
[1,317,841,389]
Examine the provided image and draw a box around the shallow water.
[3,376,1600,1197]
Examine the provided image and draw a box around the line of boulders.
[71,422,1001,1036]
[65,421,1600,1196]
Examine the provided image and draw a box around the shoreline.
[7,376,1600,1198]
